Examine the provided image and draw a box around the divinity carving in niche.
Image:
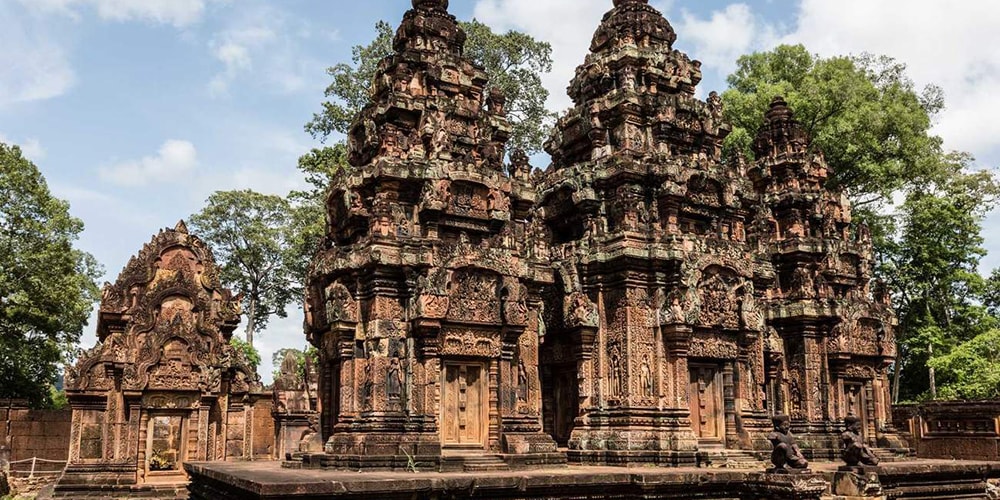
[639,356,653,398]
[387,358,403,401]
[517,359,529,402]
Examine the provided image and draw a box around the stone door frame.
[688,361,725,445]
[142,409,192,484]
[440,360,490,450]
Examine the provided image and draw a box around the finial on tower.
[613,0,648,6]
[765,96,795,122]
[412,0,448,11]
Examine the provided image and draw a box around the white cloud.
[474,0,625,113]
[675,4,775,80]
[782,0,1000,157]
[18,0,208,28]
[207,5,322,97]
[0,4,76,106]
[98,140,199,187]
[0,134,46,160]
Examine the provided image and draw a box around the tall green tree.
[0,142,102,407]
[722,44,1000,402]
[723,44,946,206]
[189,190,298,347]
[306,20,554,155]
[879,165,1000,401]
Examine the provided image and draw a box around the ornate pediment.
[68,222,259,395]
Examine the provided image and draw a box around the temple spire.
[412,0,448,11]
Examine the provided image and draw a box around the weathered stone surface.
[305,0,554,469]
[830,462,1000,499]
[537,1,899,463]
[55,221,268,498]
[895,401,1000,461]
[305,0,901,471]
[186,461,829,500]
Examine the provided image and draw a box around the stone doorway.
[844,381,875,446]
[548,365,578,446]
[145,413,188,482]
[689,364,724,445]
[441,362,487,449]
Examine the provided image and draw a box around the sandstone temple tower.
[305,0,560,468]
[57,222,265,496]
[305,0,902,469]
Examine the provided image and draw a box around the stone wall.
[894,401,1000,460]
[0,403,72,464]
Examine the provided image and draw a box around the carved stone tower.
[305,0,559,469]
[305,0,903,470]
[535,0,902,465]
[749,97,902,455]
[57,222,264,497]
[537,0,768,465]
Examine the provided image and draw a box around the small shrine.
[56,222,265,497]
[272,351,320,458]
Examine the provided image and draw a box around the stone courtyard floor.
[185,459,1000,500]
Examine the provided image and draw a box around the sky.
[3,0,1000,385]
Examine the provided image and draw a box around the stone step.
[700,449,768,469]
[440,453,510,473]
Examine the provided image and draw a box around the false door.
[689,364,724,442]
[442,363,487,448]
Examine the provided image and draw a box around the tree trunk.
[928,342,936,400]
[246,298,257,347]
[892,351,902,404]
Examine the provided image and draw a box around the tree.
[230,336,261,368]
[723,45,946,206]
[305,20,554,155]
[722,44,1000,402]
[285,144,350,281]
[189,190,298,347]
[879,165,1000,401]
[0,142,102,407]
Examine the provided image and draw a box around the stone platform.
[185,460,1000,500]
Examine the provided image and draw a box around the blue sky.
[3,0,999,383]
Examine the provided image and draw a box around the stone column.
[723,363,738,448]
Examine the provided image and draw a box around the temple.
[301,0,901,469]
[55,222,266,498]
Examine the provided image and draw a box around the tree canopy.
[723,44,946,206]
[189,190,298,348]
[0,142,101,407]
[722,44,1000,402]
